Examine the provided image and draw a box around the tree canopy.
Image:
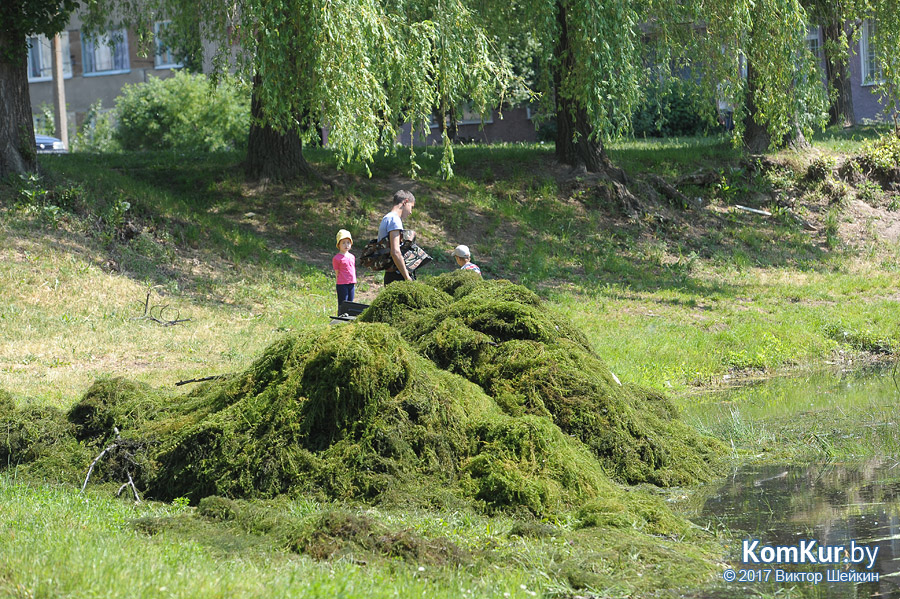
[83,0,515,178]
[5,0,900,181]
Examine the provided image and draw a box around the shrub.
[806,156,835,182]
[71,100,118,153]
[114,71,249,152]
[860,133,900,175]
[631,77,717,138]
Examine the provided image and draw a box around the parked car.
[35,134,67,154]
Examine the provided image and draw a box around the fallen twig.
[116,472,141,503]
[134,289,192,326]
[175,375,225,387]
[82,426,120,493]
[81,426,143,503]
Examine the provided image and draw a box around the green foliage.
[822,178,850,205]
[114,72,250,152]
[71,101,118,153]
[859,133,900,183]
[631,77,716,138]
[33,103,56,136]
[857,179,885,205]
[867,3,900,117]
[805,156,835,182]
[83,0,514,177]
[679,0,829,148]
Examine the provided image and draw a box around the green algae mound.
[0,391,90,482]
[4,274,721,523]
[55,323,651,519]
[362,272,722,486]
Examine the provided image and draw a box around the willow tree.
[83,0,513,180]
[645,0,824,152]
[485,0,644,176]
[693,0,900,150]
[480,0,823,173]
[0,0,79,178]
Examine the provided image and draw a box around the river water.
[685,367,900,598]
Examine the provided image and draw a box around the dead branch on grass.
[133,289,191,326]
[175,375,225,386]
[81,426,143,503]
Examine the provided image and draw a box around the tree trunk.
[823,19,854,127]
[245,76,317,181]
[0,27,37,178]
[742,61,771,153]
[552,0,623,182]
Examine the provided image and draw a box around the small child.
[333,229,357,310]
[452,245,481,275]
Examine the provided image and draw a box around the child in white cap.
[333,229,357,309]
[452,245,481,275]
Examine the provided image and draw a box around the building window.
[429,102,494,128]
[154,21,182,69]
[805,28,822,64]
[27,33,72,82]
[82,29,130,76]
[860,19,882,86]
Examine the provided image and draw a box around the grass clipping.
[5,274,722,519]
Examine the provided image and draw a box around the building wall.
[397,106,539,146]
[29,31,179,126]
[28,12,195,132]
[847,34,892,125]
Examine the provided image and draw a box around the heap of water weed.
[4,275,722,524]
[363,273,723,486]
[0,391,89,482]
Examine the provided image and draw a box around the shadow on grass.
[33,143,840,310]
[33,151,327,305]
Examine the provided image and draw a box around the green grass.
[810,123,895,153]
[0,476,721,599]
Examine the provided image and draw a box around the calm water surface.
[687,367,900,598]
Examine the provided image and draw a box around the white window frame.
[154,21,183,69]
[82,29,130,76]
[860,19,883,86]
[27,33,72,82]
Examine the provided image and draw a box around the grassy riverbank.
[2,132,899,598]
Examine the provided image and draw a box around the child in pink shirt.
[333,229,357,310]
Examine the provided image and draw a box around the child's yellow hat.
[336,229,352,248]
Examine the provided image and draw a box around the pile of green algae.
[1,272,723,522]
